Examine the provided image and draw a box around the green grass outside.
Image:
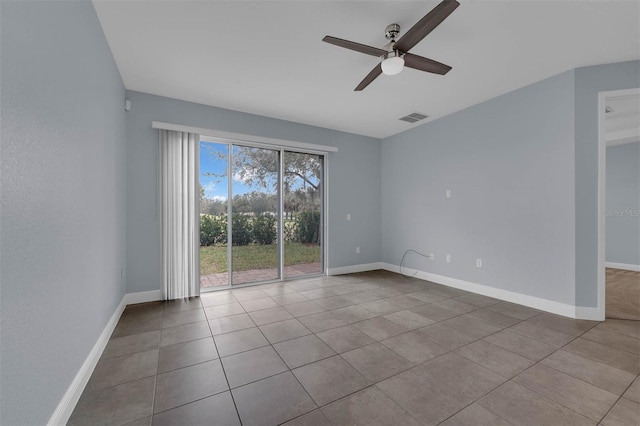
[200,242,320,275]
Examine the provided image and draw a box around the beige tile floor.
[606,268,640,321]
[69,270,640,426]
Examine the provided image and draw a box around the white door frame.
[596,87,640,320]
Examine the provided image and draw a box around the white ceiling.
[93,0,640,139]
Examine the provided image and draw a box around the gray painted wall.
[0,1,127,424]
[381,70,576,305]
[124,91,380,293]
[574,60,640,307]
[606,142,640,266]
[0,1,634,419]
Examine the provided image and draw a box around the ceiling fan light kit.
[381,51,405,76]
[322,0,460,91]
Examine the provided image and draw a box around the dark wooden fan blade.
[355,64,382,91]
[395,0,459,53]
[323,36,387,57]
[404,53,452,75]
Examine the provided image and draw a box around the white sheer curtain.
[159,130,200,300]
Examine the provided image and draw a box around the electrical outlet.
[476,258,483,268]
[446,189,452,198]
[356,246,360,254]
[428,253,434,260]
[446,254,451,262]
[347,214,351,221]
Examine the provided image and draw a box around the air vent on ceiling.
[399,112,428,123]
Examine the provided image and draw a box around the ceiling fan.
[322,0,460,91]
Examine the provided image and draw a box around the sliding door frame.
[226,143,233,287]
[200,134,328,291]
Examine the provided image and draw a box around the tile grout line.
[244,307,321,421]
[84,274,625,426]
[596,374,640,425]
[258,324,326,423]
[275,291,528,424]
[140,301,244,421]
[480,314,626,421]
[213,280,469,422]
[579,327,640,356]
[205,302,246,426]
[98,294,464,422]
[397,307,612,424]
[390,311,539,426]
[103,300,207,424]
[105,292,503,375]
[201,284,535,392]
[147,302,170,421]
[476,319,615,425]
[71,277,408,423]
[433,309,605,424]
[598,373,640,424]
[525,321,638,389]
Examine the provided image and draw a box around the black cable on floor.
[399,249,431,279]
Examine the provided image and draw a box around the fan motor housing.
[385,23,401,40]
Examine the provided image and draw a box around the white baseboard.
[575,306,604,321]
[605,262,640,272]
[124,289,162,305]
[48,289,163,425]
[51,258,607,425]
[47,296,127,425]
[327,262,384,276]
[381,262,598,320]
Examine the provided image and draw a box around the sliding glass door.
[283,152,323,278]
[231,145,280,285]
[199,139,324,289]
[199,141,230,289]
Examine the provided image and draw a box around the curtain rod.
[152,121,339,153]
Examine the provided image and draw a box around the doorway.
[199,139,325,289]
[598,89,640,320]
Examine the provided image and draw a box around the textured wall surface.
[0,1,127,424]
[0,1,636,420]
[381,70,576,305]
[124,91,381,293]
